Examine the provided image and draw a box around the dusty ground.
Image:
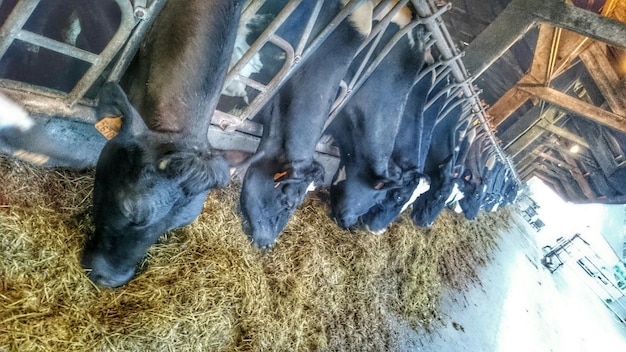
[402,210,626,351]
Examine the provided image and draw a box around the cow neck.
[147,122,210,153]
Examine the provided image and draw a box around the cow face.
[411,155,457,227]
[81,83,229,287]
[459,182,486,220]
[361,171,430,234]
[411,176,456,227]
[330,165,401,230]
[240,159,323,248]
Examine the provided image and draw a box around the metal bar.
[65,0,136,106]
[0,0,42,58]
[15,30,100,63]
[412,0,521,186]
[221,34,296,131]
[223,0,303,91]
[108,0,168,82]
[295,0,324,57]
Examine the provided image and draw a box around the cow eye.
[120,197,153,226]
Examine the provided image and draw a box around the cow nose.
[335,213,358,230]
[81,254,135,288]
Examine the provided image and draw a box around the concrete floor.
[403,211,626,352]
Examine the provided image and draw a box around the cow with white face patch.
[81,0,244,288]
[239,0,374,248]
[360,65,454,234]
[411,93,468,227]
[328,3,429,230]
[458,133,497,220]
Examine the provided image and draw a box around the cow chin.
[81,251,137,288]
[242,215,289,249]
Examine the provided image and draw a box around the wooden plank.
[579,41,626,116]
[537,120,589,148]
[537,150,596,199]
[462,0,536,78]
[488,82,533,127]
[518,85,626,133]
[527,24,557,83]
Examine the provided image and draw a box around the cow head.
[240,158,324,248]
[81,83,229,287]
[360,168,430,234]
[330,164,403,230]
[459,179,487,221]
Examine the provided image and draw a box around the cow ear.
[97,82,148,137]
[373,177,402,190]
[158,151,229,194]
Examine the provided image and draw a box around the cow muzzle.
[81,254,135,288]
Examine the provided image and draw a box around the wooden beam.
[487,25,588,127]
[537,120,590,148]
[462,0,536,78]
[505,108,565,157]
[529,0,626,49]
[464,0,626,80]
[488,81,534,128]
[518,85,626,133]
[579,41,626,116]
[537,150,596,199]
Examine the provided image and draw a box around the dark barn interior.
[446,0,626,204]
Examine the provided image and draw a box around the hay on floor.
[0,155,511,351]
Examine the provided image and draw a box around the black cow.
[238,0,374,248]
[410,94,467,227]
[81,0,244,288]
[360,65,452,234]
[328,4,428,230]
[457,132,497,220]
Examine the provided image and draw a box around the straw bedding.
[0,155,511,351]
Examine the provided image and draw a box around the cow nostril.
[83,254,135,288]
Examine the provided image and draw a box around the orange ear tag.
[273,171,288,181]
[95,116,122,140]
[374,182,385,190]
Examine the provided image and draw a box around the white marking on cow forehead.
[485,154,496,170]
[401,177,430,213]
[366,224,386,235]
[333,165,346,186]
[306,181,316,193]
[453,202,462,213]
[0,93,34,131]
[343,0,373,36]
[445,182,464,205]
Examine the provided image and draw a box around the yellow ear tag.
[95,116,122,140]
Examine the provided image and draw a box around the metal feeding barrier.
[0,0,519,186]
[0,0,166,120]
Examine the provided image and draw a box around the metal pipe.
[65,0,136,106]
[412,0,521,185]
[0,0,42,58]
[108,0,169,82]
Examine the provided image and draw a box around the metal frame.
[0,0,140,107]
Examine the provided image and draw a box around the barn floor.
[403,211,626,351]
